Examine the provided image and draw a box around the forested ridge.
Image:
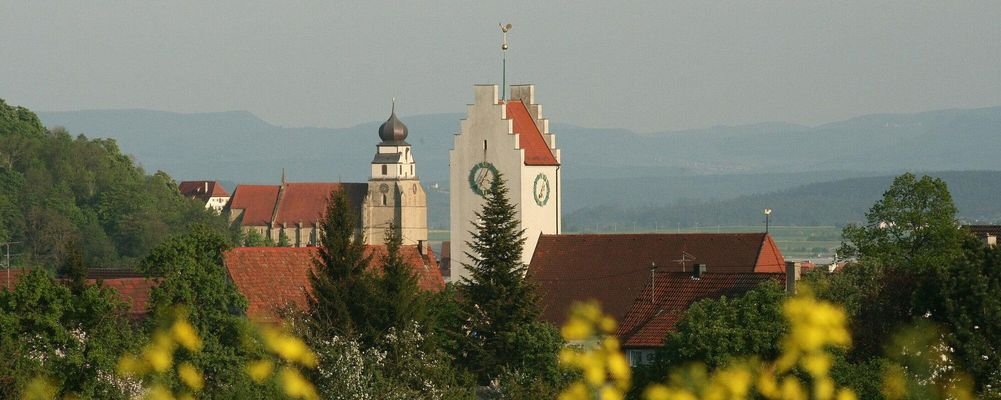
[0,99,231,268]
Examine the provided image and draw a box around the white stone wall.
[449,84,561,282]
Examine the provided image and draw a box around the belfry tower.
[362,104,428,246]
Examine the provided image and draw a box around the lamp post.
[764,208,772,233]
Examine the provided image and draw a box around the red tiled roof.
[527,233,786,325]
[273,183,368,225]
[0,268,31,292]
[90,278,157,318]
[224,245,444,322]
[616,272,784,348]
[179,180,230,200]
[506,100,559,166]
[229,185,281,226]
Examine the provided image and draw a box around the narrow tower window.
[483,140,488,151]
[382,194,387,206]
[382,165,387,175]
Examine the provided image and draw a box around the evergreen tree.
[457,172,545,384]
[307,189,375,341]
[374,223,426,333]
[276,229,291,247]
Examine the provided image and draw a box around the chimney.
[203,181,208,193]
[649,262,657,304]
[693,263,708,279]
[785,261,801,295]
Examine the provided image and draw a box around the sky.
[1,1,1000,133]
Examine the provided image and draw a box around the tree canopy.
[0,99,232,268]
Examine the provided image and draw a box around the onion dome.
[378,103,408,144]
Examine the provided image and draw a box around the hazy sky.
[2,1,999,133]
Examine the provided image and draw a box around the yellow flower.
[607,352,631,382]
[143,345,173,373]
[561,319,592,341]
[835,388,857,400]
[800,353,832,378]
[280,367,319,400]
[146,384,173,400]
[178,362,204,391]
[813,377,835,400]
[171,320,202,352]
[117,354,148,376]
[247,359,275,383]
[264,329,318,367]
[557,382,589,400]
[22,377,57,400]
[600,385,625,400]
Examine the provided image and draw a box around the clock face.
[533,173,550,206]
[468,162,499,196]
[379,183,389,194]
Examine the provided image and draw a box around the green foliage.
[0,269,136,399]
[456,173,551,386]
[307,189,376,342]
[839,173,965,270]
[139,226,265,397]
[371,224,427,335]
[241,229,276,247]
[915,238,1001,395]
[0,99,232,268]
[276,229,291,247]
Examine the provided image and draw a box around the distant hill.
[38,105,1001,228]
[564,171,1001,231]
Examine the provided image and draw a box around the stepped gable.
[506,100,558,166]
[273,183,367,225]
[224,245,444,322]
[179,180,229,200]
[616,272,784,348]
[528,233,786,325]
[229,185,281,225]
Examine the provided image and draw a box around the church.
[226,106,428,247]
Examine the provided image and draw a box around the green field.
[429,226,843,261]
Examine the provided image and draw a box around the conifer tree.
[458,172,544,383]
[374,223,426,333]
[307,189,374,340]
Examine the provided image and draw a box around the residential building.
[179,180,230,213]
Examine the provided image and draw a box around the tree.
[139,225,261,396]
[307,189,375,342]
[371,223,426,334]
[839,172,964,270]
[0,269,136,399]
[457,172,549,384]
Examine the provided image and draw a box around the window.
[382,194,387,206]
[381,165,387,175]
[483,140,488,151]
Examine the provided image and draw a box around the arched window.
[382,194,387,206]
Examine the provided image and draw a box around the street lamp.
[764,208,772,233]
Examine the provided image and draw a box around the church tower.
[449,84,562,281]
[362,105,428,246]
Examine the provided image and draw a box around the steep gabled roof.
[224,245,444,322]
[506,100,559,166]
[273,183,367,226]
[179,180,230,199]
[616,272,784,348]
[528,233,786,325]
[229,185,281,226]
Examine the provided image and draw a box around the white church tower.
[449,84,562,281]
[362,104,428,246]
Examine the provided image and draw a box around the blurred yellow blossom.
[279,367,319,400]
[178,362,204,391]
[247,359,275,383]
[171,320,202,352]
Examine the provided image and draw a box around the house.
[1,267,154,319]
[615,269,786,365]
[964,225,1001,247]
[179,180,231,213]
[226,107,428,247]
[223,244,444,322]
[527,232,786,326]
